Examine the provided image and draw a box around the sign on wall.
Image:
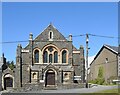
[74,76,81,80]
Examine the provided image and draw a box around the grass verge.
[94,88,118,93]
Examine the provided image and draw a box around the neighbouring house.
[13,24,85,90]
[0,54,14,90]
[89,44,118,84]
[0,55,2,91]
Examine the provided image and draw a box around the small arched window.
[54,51,58,63]
[50,32,52,39]
[62,50,67,63]
[49,31,53,40]
[34,50,39,63]
[43,51,48,63]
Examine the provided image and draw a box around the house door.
[45,69,55,86]
[4,77,13,90]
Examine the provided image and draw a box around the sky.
[1,2,118,63]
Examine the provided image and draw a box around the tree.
[6,61,15,70]
[89,66,105,85]
[97,66,105,85]
[98,66,104,78]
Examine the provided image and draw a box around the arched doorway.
[4,74,13,90]
[4,77,13,90]
[45,69,55,86]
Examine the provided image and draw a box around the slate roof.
[105,44,119,53]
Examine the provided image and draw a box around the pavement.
[0,85,118,94]
[37,85,118,93]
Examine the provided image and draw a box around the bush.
[97,78,105,85]
[89,78,105,85]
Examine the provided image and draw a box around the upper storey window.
[43,46,58,63]
[49,31,53,40]
[54,51,58,63]
[43,51,48,63]
[34,50,39,63]
[62,50,67,63]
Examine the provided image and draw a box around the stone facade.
[0,54,14,90]
[89,45,118,84]
[14,24,85,90]
[0,55,3,91]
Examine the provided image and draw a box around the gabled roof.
[24,24,81,51]
[90,44,118,65]
[34,24,67,41]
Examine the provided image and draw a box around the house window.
[105,58,108,63]
[49,54,52,63]
[43,51,48,63]
[54,51,58,63]
[62,50,67,63]
[34,50,39,63]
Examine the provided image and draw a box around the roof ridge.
[104,44,118,54]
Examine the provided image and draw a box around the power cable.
[0,34,118,44]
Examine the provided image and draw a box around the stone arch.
[60,49,69,63]
[33,47,42,63]
[42,44,60,63]
[44,68,57,86]
[42,44,60,54]
[3,73,13,90]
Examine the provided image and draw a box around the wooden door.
[46,70,55,86]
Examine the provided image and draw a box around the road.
[0,85,118,94]
[35,85,118,93]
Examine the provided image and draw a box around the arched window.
[49,54,52,63]
[43,51,48,63]
[34,50,39,63]
[49,31,53,39]
[62,50,67,63]
[42,45,59,63]
[54,51,58,63]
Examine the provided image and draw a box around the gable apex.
[34,24,67,42]
[90,44,118,66]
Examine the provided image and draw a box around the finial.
[69,34,72,41]
[18,44,21,47]
[50,22,52,25]
[80,45,84,49]
[2,53,4,57]
[29,32,33,40]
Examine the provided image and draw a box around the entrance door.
[45,70,55,86]
[4,77,13,90]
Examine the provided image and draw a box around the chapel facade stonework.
[14,24,85,90]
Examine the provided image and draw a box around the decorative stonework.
[13,24,85,90]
